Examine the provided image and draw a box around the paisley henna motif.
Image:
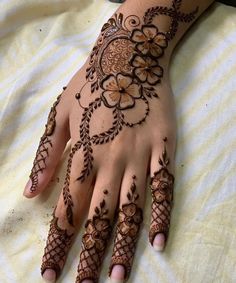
[76,195,112,283]
[109,175,143,281]
[29,88,66,193]
[149,138,175,246]
[41,208,74,279]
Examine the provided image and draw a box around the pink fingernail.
[153,233,165,251]
[23,179,32,196]
[42,269,56,283]
[110,265,125,283]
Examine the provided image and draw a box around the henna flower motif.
[82,217,111,251]
[101,74,141,110]
[118,203,143,237]
[131,25,168,57]
[151,168,174,203]
[131,54,163,85]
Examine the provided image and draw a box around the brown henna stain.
[109,175,143,280]
[29,87,67,193]
[76,197,112,283]
[149,138,175,245]
[62,0,198,229]
[41,208,74,279]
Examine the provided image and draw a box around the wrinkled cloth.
[0,1,236,282]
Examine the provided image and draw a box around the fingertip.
[42,269,56,283]
[23,179,34,198]
[110,265,125,283]
[153,233,165,251]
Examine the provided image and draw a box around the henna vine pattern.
[41,208,74,279]
[62,0,198,225]
[109,175,143,281]
[76,193,112,283]
[29,87,66,192]
[149,138,175,245]
[144,0,199,40]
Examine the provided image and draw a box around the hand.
[23,0,213,282]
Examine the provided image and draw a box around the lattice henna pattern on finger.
[149,138,175,245]
[76,194,112,283]
[29,87,66,192]
[109,175,143,281]
[41,208,74,279]
[63,0,198,224]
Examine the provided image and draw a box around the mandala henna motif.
[149,138,175,246]
[62,0,198,225]
[29,88,66,193]
[109,175,143,281]
[76,195,112,283]
[41,208,74,279]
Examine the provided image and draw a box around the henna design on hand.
[29,88,66,192]
[63,0,198,224]
[76,193,112,283]
[109,175,143,281]
[41,207,74,279]
[149,138,175,246]
[144,0,199,40]
[63,141,82,226]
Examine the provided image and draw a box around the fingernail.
[110,265,125,283]
[153,233,165,251]
[42,269,56,283]
[23,179,32,196]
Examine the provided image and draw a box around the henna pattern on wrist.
[109,175,143,281]
[76,192,112,283]
[41,207,74,279]
[29,87,66,193]
[144,0,199,40]
[149,138,175,246]
[63,0,198,224]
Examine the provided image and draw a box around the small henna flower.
[118,203,143,237]
[82,217,110,252]
[151,168,174,203]
[131,25,168,57]
[101,74,141,110]
[131,54,163,85]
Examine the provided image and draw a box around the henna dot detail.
[75,93,81,100]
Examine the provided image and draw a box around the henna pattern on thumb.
[29,87,66,193]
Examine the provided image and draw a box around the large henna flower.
[131,54,163,85]
[101,74,141,110]
[151,168,174,203]
[82,217,111,252]
[131,25,168,58]
[118,203,143,237]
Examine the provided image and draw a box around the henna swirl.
[63,0,198,229]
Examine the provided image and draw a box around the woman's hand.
[23,0,214,282]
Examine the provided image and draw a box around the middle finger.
[75,163,123,283]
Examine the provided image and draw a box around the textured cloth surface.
[0,1,236,283]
